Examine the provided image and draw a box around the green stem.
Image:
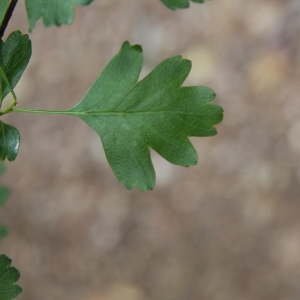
[0,66,17,102]
[12,108,71,115]
[0,63,17,114]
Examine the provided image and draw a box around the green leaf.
[68,41,223,190]
[0,255,22,300]
[0,225,8,241]
[161,0,206,9]
[0,0,10,26]
[0,162,8,242]
[0,31,31,104]
[0,162,4,175]
[25,0,94,31]
[0,186,9,207]
[0,121,20,162]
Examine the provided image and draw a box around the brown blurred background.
[1,0,300,299]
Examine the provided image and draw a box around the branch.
[0,0,19,39]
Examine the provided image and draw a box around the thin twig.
[0,0,19,39]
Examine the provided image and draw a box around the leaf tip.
[123,180,155,192]
[183,57,192,69]
[205,88,216,102]
[121,41,142,53]
[173,55,192,72]
[186,152,198,167]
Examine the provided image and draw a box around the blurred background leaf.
[25,0,94,31]
[0,254,22,300]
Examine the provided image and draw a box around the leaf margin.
[68,41,223,190]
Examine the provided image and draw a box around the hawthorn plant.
[0,0,222,298]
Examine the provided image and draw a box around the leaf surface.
[0,162,4,176]
[0,255,22,300]
[25,0,94,31]
[0,163,9,241]
[0,225,8,241]
[68,42,223,190]
[0,185,9,207]
[0,121,20,162]
[0,31,31,104]
[0,0,10,26]
[161,0,206,9]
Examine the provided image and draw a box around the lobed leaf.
[68,41,223,190]
[0,31,31,104]
[161,0,207,9]
[26,0,94,31]
[0,255,22,300]
[0,121,20,162]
